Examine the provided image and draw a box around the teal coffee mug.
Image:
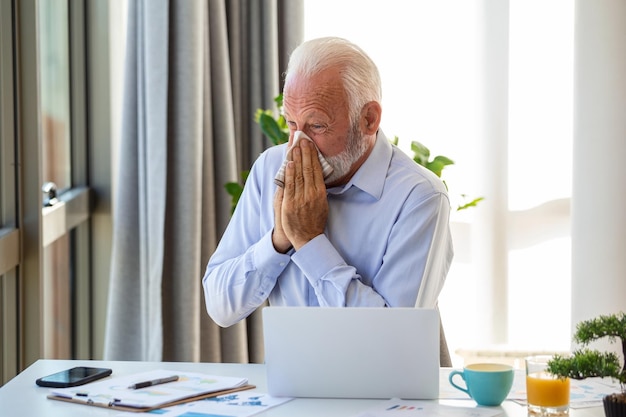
[448,363,514,406]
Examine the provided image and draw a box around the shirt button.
[279,262,286,267]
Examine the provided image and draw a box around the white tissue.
[274,131,334,187]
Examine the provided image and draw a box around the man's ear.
[360,101,382,135]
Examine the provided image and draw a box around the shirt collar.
[326,129,391,200]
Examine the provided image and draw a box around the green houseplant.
[547,312,626,416]
[225,94,483,213]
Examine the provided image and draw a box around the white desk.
[0,359,605,417]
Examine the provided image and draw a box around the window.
[0,0,114,382]
[304,0,574,365]
[38,0,74,360]
[39,0,72,193]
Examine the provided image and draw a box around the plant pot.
[603,393,626,417]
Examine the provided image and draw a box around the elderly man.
[203,37,453,328]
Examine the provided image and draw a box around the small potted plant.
[547,312,626,417]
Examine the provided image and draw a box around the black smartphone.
[35,366,112,388]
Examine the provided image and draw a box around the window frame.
[0,0,19,384]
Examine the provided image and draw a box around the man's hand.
[272,185,292,253]
[273,139,328,251]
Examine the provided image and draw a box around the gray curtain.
[104,0,303,363]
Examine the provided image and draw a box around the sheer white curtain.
[304,0,574,366]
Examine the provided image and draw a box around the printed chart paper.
[352,399,505,417]
[116,391,293,417]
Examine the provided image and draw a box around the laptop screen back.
[262,307,440,399]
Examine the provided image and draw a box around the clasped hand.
[273,139,329,252]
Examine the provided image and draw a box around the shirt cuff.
[254,230,293,278]
[291,234,344,286]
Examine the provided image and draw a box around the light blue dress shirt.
[203,130,454,327]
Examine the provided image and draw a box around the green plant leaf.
[224,182,243,195]
[426,156,454,178]
[224,182,243,215]
[275,115,289,144]
[224,170,249,214]
[457,196,485,211]
[411,141,430,166]
[258,113,289,145]
[426,161,444,177]
[548,349,623,382]
[254,108,272,123]
[432,155,454,166]
[274,93,283,108]
[573,312,626,344]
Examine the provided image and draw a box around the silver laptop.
[262,306,440,399]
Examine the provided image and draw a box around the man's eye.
[310,124,327,134]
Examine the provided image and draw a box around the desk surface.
[0,359,605,417]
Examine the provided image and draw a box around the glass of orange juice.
[525,355,570,416]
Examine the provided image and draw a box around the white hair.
[284,37,382,124]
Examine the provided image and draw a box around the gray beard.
[324,124,371,185]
